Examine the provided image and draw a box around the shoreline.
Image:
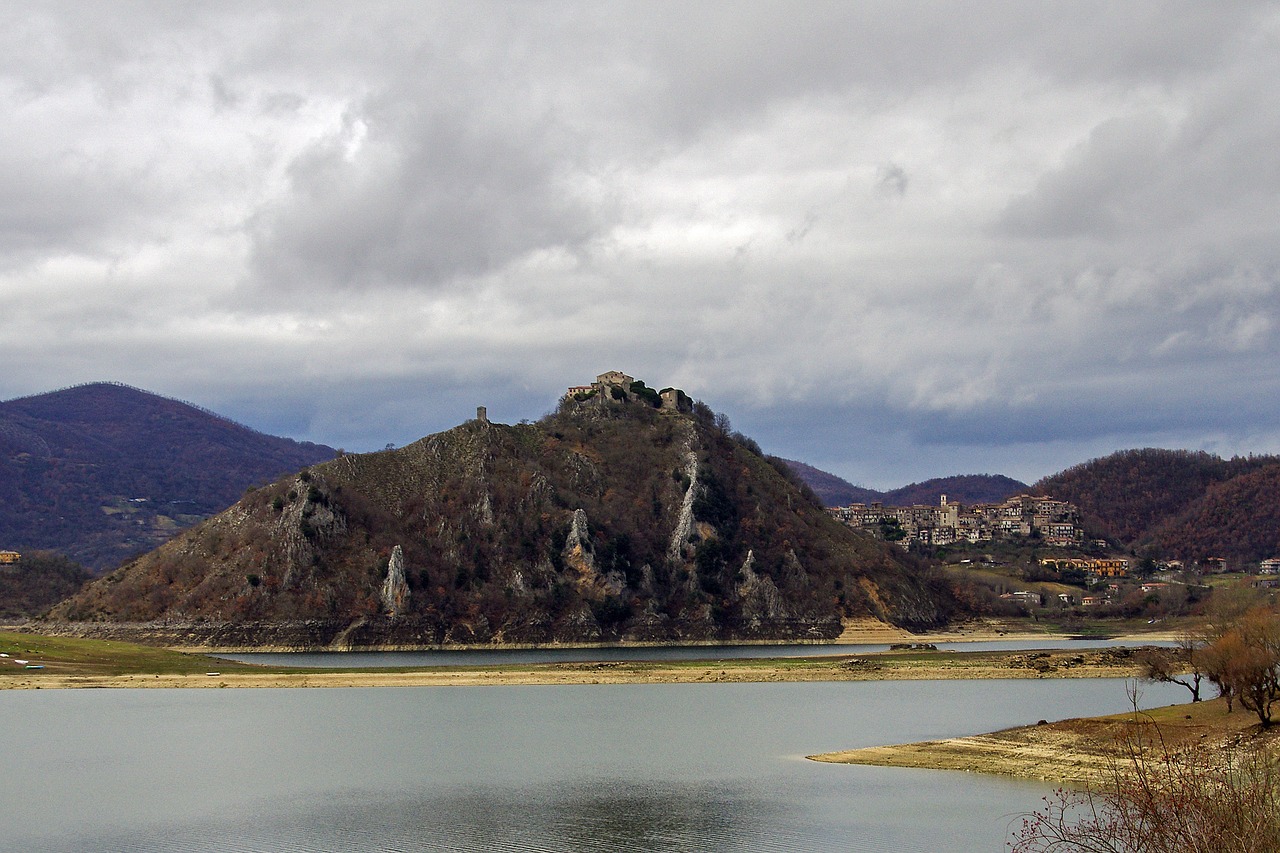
[7,616,1179,654]
[0,644,1155,690]
[808,697,1273,786]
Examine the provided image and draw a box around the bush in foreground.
[1010,709,1280,852]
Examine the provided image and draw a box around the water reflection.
[1,680,1185,853]
[75,781,781,853]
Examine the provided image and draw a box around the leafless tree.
[1011,692,1280,852]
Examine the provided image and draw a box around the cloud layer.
[3,2,1279,488]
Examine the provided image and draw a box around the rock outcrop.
[48,377,953,646]
[381,545,409,615]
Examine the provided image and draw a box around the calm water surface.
[0,679,1183,852]
[221,637,1166,668]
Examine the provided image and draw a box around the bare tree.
[1011,696,1280,852]
[1139,633,1206,702]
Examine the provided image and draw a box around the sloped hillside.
[49,383,952,647]
[779,458,881,506]
[1034,449,1272,543]
[0,552,93,619]
[1145,463,1280,563]
[0,383,336,570]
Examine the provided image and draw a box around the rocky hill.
[0,383,337,571]
[1035,448,1280,564]
[48,378,953,647]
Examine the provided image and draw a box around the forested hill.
[781,461,1027,508]
[0,383,336,571]
[881,475,1028,507]
[777,459,881,506]
[49,380,953,647]
[1034,449,1280,564]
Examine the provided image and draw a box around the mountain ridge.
[0,382,337,571]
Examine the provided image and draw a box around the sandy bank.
[0,646,1152,690]
[809,697,1275,786]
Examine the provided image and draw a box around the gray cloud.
[2,2,1279,488]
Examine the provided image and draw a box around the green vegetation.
[0,631,260,677]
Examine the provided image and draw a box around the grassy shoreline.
[1,629,1159,690]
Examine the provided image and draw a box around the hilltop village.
[830,493,1087,548]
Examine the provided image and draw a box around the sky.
[2,2,1279,490]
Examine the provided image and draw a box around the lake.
[219,637,1167,668]
[0,679,1183,852]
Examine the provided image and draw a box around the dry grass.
[810,697,1280,787]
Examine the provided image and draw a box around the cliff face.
[49,386,952,646]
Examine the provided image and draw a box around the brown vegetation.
[0,382,335,571]
[45,387,954,645]
[1035,448,1280,564]
[1011,699,1280,852]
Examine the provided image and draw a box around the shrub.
[1012,738,1280,852]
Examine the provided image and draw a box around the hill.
[47,377,953,647]
[777,459,881,506]
[1144,463,1280,564]
[0,552,94,619]
[1034,448,1280,564]
[0,383,336,571]
[780,462,1026,509]
[881,475,1028,507]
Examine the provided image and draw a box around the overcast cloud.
[2,1,1278,489]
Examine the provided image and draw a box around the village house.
[1089,559,1130,579]
[1260,558,1280,574]
[830,494,1083,549]
[0,550,20,565]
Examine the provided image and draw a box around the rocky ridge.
[47,378,952,647]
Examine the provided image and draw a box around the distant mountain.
[0,383,337,571]
[881,475,1029,507]
[49,377,953,646]
[1034,448,1280,565]
[777,459,882,506]
[781,461,1027,509]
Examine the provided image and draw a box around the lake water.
[0,679,1183,852]
[220,637,1166,668]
